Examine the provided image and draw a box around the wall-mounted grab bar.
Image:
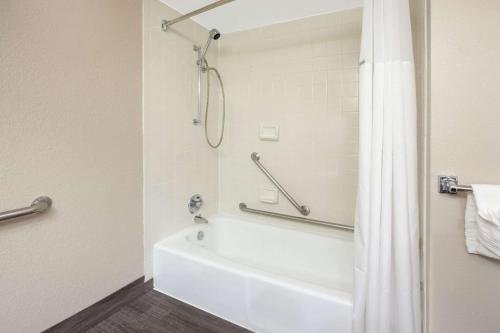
[439,176,473,194]
[0,196,52,223]
[239,203,354,232]
[251,152,310,216]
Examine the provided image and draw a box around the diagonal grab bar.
[251,152,310,216]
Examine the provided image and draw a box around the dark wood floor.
[85,289,251,333]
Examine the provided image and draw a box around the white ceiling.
[160,0,363,33]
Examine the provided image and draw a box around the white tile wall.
[143,0,219,278]
[218,9,362,226]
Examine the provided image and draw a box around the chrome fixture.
[194,30,226,148]
[0,196,52,223]
[193,45,203,125]
[251,152,310,216]
[161,0,235,31]
[439,175,473,194]
[239,203,354,232]
[161,2,228,148]
[188,194,203,214]
[201,29,221,60]
[193,214,209,224]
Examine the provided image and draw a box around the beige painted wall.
[429,0,500,332]
[143,0,219,279]
[0,1,143,331]
[218,9,362,226]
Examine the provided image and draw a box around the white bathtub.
[153,214,354,333]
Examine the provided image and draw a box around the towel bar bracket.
[439,175,473,194]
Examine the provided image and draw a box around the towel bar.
[439,176,472,194]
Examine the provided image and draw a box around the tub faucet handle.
[193,214,208,224]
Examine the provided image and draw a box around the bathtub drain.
[197,231,204,240]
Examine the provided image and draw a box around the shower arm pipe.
[161,0,235,31]
[239,203,354,232]
[251,152,310,216]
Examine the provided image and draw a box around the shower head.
[209,28,221,40]
[201,29,222,60]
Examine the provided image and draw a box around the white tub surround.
[354,0,421,332]
[143,0,219,279]
[154,215,354,333]
[218,8,362,227]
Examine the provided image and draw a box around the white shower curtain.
[353,0,421,332]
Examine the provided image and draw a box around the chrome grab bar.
[239,203,354,232]
[251,152,310,216]
[439,176,473,194]
[0,196,52,223]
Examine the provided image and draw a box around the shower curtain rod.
[161,0,235,31]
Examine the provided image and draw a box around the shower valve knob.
[188,194,203,214]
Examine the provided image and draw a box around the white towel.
[465,184,500,260]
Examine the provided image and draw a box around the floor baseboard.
[43,276,153,333]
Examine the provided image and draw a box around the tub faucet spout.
[193,214,208,224]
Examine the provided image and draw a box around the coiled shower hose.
[203,59,226,149]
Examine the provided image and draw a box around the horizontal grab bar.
[239,203,354,232]
[251,152,310,216]
[0,196,52,223]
